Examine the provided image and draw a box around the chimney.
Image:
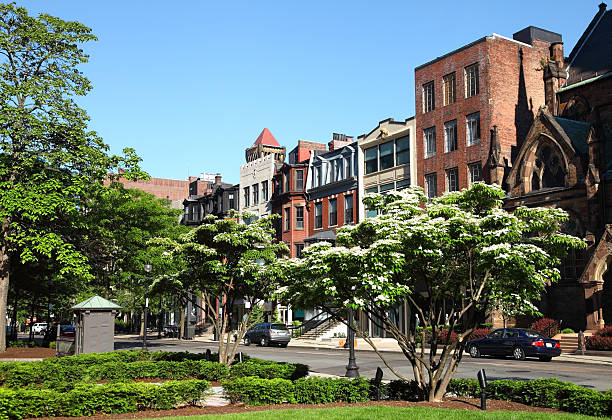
[328,133,354,151]
[215,174,222,185]
[550,42,564,67]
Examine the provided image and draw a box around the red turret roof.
[253,128,280,147]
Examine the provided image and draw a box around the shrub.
[385,380,424,401]
[594,326,612,338]
[436,329,458,344]
[530,318,559,338]
[222,376,370,406]
[229,359,308,380]
[560,328,575,334]
[0,380,210,419]
[586,335,612,351]
[466,328,492,340]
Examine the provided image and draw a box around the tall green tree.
[279,184,585,401]
[0,4,144,351]
[153,213,288,367]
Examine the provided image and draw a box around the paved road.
[116,337,612,391]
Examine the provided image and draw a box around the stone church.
[498,3,612,330]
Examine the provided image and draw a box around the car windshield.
[523,330,542,338]
[271,324,288,330]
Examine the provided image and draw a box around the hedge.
[0,379,210,419]
[222,376,370,405]
[229,359,308,380]
[586,327,612,351]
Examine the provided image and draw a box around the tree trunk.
[0,223,9,351]
[179,304,185,340]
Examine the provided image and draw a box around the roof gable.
[72,295,121,310]
[253,128,280,147]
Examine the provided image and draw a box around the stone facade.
[357,117,416,220]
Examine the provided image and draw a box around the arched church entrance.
[603,266,612,326]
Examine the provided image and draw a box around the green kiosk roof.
[72,295,122,310]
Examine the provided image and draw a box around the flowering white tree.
[279,183,584,401]
[152,212,288,367]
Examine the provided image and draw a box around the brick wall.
[104,176,191,201]
[415,36,551,195]
[307,189,358,238]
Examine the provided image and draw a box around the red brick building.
[271,141,326,258]
[415,27,561,198]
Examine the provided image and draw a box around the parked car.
[32,322,48,335]
[466,328,561,362]
[243,323,291,347]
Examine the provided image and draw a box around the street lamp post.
[143,262,152,351]
[345,306,359,377]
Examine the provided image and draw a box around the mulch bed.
[0,347,55,359]
[30,398,566,420]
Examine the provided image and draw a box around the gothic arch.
[560,94,591,122]
[516,133,570,194]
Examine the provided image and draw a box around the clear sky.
[13,1,603,184]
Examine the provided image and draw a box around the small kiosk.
[72,295,121,354]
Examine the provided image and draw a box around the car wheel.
[244,337,251,346]
[280,342,288,348]
[513,346,526,361]
[538,355,552,362]
[260,337,268,347]
[469,345,480,358]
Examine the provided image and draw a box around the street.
[115,337,612,391]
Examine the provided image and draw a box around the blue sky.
[15,1,602,184]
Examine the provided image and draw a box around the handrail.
[288,310,338,338]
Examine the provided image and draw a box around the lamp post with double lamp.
[143,262,152,351]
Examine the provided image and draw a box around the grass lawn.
[152,406,600,420]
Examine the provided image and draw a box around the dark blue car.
[466,328,561,362]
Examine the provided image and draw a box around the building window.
[344,195,353,224]
[229,193,235,210]
[365,146,378,174]
[315,166,322,187]
[466,112,481,146]
[243,186,250,207]
[329,198,337,226]
[295,206,304,230]
[345,156,352,178]
[446,167,459,192]
[365,186,378,218]
[284,207,290,231]
[396,178,410,190]
[261,180,268,201]
[295,170,304,190]
[425,173,437,199]
[444,120,457,153]
[468,162,482,185]
[379,141,394,170]
[443,72,456,105]
[295,243,304,258]
[465,63,479,98]
[252,183,259,205]
[380,182,394,194]
[285,173,290,192]
[424,127,436,158]
[423,81,435,113]
[395,135,410,166]
[314,202,323,229]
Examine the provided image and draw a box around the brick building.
[271,141,326,259]
[104,175,197,209]
[415,26,562,198]
[305,134,359,245]
[504,3,612,330]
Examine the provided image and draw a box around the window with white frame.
[295,206,304,229]
[284,207,290,231]
[329,198,337,226]
[379,141,394,171]
[344,195,353,224]
[284,172,290,192]
[243,186,250,207]
[424,127,436,158]
[334,159,342,181]
[469,162,483,185]
[465,63,479,98]
[425,173,437,199]
[395,135,410,166]
[330,160,336,183]
[295,243,304,258]
[345,156,352,178]
[444,120,457,152]
[295,170,304,190]
[261,180,268,201]
[423,81,435,113]
[314,202,323,229]
[466,112,481,146]
[446,167,459,192]
[365,146,378,174]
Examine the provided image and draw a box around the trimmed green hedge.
[386,378,612,417]
[0,379,210,419]
[229,359,308,380]
[222,376,370,405]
